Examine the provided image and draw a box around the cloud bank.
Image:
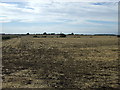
[0,0,118,34]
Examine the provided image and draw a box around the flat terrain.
[2,36,119,89]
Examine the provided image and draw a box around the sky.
[0,0,119,34]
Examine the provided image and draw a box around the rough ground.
[2,36,119,89]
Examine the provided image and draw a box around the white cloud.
[0,1,117,23]
[0,0,119,2]
[0,0,118,34]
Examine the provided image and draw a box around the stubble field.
[2,35,119,89]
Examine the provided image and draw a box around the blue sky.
[0,0,118,34]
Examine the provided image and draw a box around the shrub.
[60,34,66,38]
[2,36,11,40]
[117,35,120,37]
[26,33,30,35]
[69,33,74,35]
[33,35,38,38]
[43,32,47,35]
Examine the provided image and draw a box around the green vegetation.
[26,33,30,35]
[2,35,19,40]
[59,33,66,37]
[2,36,11,40]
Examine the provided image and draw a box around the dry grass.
[2,36,119,89]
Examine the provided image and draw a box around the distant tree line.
[33,32,67,38]
[27,32,118,38]
[28,32,74,36]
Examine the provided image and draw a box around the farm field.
[2,35,119,89]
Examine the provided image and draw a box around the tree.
[60,33,66,37]
[71,33,74,35]
[26,33,30,35]
[43,32,47,35]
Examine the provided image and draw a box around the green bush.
[2,36,11,40]
[60,34,66,38]
[33,35,38,38]
[26,33,30,35]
